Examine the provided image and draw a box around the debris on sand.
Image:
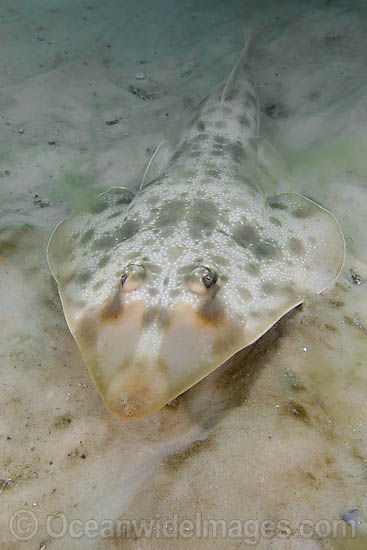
[128,84,160,101]
[349,268,362,285]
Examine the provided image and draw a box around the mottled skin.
[48,35,345,419]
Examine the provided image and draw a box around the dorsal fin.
[221,19,268,103]
[140,139,171,190]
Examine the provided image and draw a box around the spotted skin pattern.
[48,33,345,419]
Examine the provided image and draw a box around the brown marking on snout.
[198,285,225,326]
[103,356,170,419]
[178,292,226,330]
[75,295,247,420]
[173,302,244,359]
[100,289,122,321]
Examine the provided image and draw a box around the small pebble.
[135,71,146,80]
[302,347,308,352]
[349,268,361,285]
[340,508,361,527]
[353,316,361,327]
[18,128,24,134]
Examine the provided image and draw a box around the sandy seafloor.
[1,0,367,549]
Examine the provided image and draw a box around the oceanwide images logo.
[8,510,358,543]
[9,510,39,542]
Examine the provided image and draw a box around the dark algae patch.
[164,438,212,470]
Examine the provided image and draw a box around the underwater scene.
[0,1,366,548]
